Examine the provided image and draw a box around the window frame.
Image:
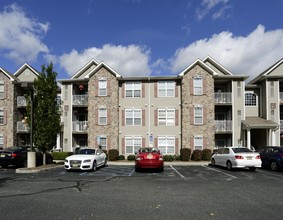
[245,92,257,106]
[194,135,203,150]
[125,81,141,97]
[158,81,175,97]
[158,136,175,154]
[125,136,142,154]
[193,77,203,95]
[98,107,107,125]
[194,106,203,125]
[158,108,175,126]
[98,79,107,96]
[125,109,142,126]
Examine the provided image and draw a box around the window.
[64,85,68,100]
[245,92,257,106]
[194,136,203,150]
[0,82,4,99]
[0,109,4,124]
[158,137,175,154]
[193,77,203,95]
[270,81,274,98]
[237,81,241,98]
[125,82,141,97]
[125,109,142,126]
[194,106,203,124]
[125,137,141,154]
[99,137,107,150]
[158,109,175,126]
[98,79,107,96]
[99,108,107,125]
[237,110,241,127]
[0,134,3,148]
[158,81,175,97]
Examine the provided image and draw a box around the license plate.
[246,156,252,160]
[0,154,5,158]
[72,164,78,167]
[147,154,153,159]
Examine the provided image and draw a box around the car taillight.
[255,155,261,159]
[235,155,244,159]
[11,153,17,158]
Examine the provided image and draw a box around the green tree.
[27,63,61,164]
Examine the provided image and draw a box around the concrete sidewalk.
[16,160,210,174]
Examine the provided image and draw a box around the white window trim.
[158,136,175,154]
[245,92,257,106]
[158,108,175,126]
[98,79,107,96]
[98,107,107,125]
[125,81,141,97]
[194,135,203,150]
[125,136,142,154]
[158,81,175,97]
[125,109,142,126]
[193,76,203,95]
[194,105,203,125]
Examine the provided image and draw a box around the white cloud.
[170,25,283,80]
[196,0,230,20]
[59,44,151,77]
[0,4,49,64]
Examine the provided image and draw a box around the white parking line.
[170,165,185,179]
[128,169,135,176]
[203,165,237,179]
[79,172,88,176]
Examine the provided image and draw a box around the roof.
[14,63,40,77]
[0,67,17,81]
[85,62,121,79]
[71,59,99,79]
[242,117,279,129]
[178,59,216,77]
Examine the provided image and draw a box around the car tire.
[270,161,279,171]
[93,161,97,171]
[135,166,140,172]
[211,158,216,166]
[226,161,233,171]
[159,167,164,172]
[103,159,108,167]
[249,167,256,172]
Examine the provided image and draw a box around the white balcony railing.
[72,121,88,132]
[280,120,283,132]
[214,92,232,104]
[73,95,88,106]
[17,96,27,107]
[215,120,232,132]
[17,121,29,132]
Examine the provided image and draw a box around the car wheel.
[103,159,108,167]
[211,158,216,166]
[92,161,97,171]
[249,167,256,172]
[226,161,233,171]
[159,167,164,172]
[270,161,278,171]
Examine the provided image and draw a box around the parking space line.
[170,165,185,179]
[203,165,237,179]
[257,169,283,178]
[79,172,88,176]
[128,169,135,176]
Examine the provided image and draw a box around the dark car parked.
[258,146,283,171]
[0,146,53,168]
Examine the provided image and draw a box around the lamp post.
[21,82,36,168]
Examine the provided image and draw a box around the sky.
[0,0,283,81]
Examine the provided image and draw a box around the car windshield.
[139,148,159,153]
[232,148,252,153]
[77,149,96,155]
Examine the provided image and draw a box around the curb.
[15,164,63,174]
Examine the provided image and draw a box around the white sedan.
[211,147,261,171]
[65,148,107,171]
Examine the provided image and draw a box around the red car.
[135,148,164,172]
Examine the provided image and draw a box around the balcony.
[17,96,27,107]
[280,93,283,103]
[73,121,88,132]
[73,95,88,106]
[215,120,232,132]
[17,121,29,132]
[281,120,283,132]
[214,92,232,104]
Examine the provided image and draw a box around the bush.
[192,149,203,161]
[202,149,212,161]
[180,148,191,161]
[163,155,174,161]
[127,155,136,161]
[51,152,73,160]
[118,155,125,160]
[108,149,119,161]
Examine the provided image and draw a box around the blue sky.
[1,0,283,81]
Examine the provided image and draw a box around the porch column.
[272,129,276,146]
[247,129,251,149]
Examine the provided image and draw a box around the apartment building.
[1,56,283,154]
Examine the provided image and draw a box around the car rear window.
[78,149,96,155]
[139,148,159,153]
[232,148,252,153]
[3,146,21,151]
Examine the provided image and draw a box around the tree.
[27,63,61,164]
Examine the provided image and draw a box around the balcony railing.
[280,93,283,102]
[17,96,27,107]
[73,95,88,106]
[17,121,29,132]
[73,121,88,132]
[280,120,283,132]
[215,120,232,132]
[214,92,232,104]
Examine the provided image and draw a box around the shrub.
[192,149,203,161]
[51,152,73,160]
[180,148,191,161]
[108,149,119,161]
[163,155,174,161]
[127,155,136,161]
[173,155,181,161]
[202,149,212,161]
[118,155,125,160]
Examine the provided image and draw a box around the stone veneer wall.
[181,65,215,150]
[87,67,119,150]
[0,73,16,147]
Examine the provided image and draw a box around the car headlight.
[84,159,91,163]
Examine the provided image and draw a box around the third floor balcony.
[17,96,27,107]
[214,92,232,104]
[215,120,232,132]
[73,95,88,106]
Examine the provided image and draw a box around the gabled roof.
[203,56,233,76]
[85,61,121,79]
[71,59,99,79]
[14,63,40,77]
[0,67,17,81]
[248,58,283,85]
[178,58,216,77]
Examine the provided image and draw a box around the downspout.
[148,77,151,147]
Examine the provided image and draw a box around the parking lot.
[1,164,283,220]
